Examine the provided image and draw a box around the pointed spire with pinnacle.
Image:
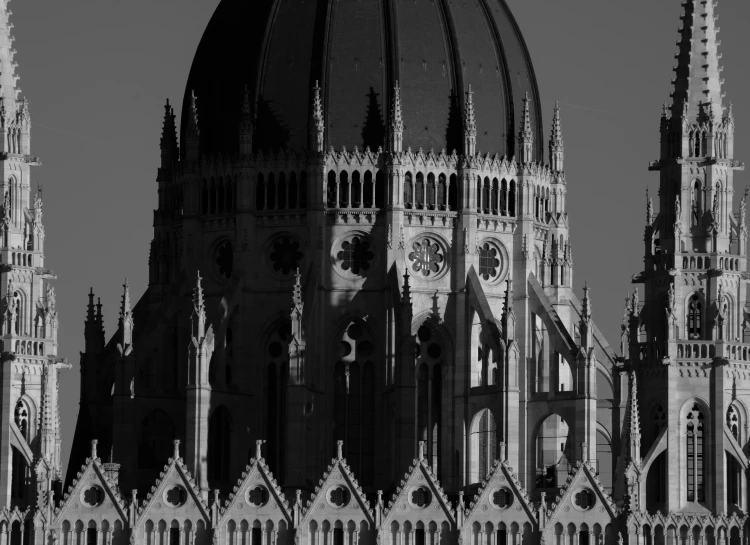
[389,81,404,153]
[85,287,104,354]
[160,99,178,171]
[518,92,534,163]
[670,0,724,122]
[0,2,21,119]
[502,275,516,342]
[311,80,325,152]
[464,85,477,156]
[622,370,642,466]
[402,269,413,325]
[192,271,206,340]
[118,279,133,347]
[86,288,95,324]
[239,84,254,155]
[185,90,200,162]
[646,187,653,225]
[580,282,593,349]
[549,101,564,171]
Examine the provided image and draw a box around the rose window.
[270,237,303,275]
[165,486,187,507]
[214,240,234,280]
[329,486,350,508]
[409,239,444,277]
[492,488,513,509]
[478,243,501,281]
[410,487,432,508]
[247,486,268,507]
[574,489,595,510]
[83,486,104,507]
[337,236,374,275]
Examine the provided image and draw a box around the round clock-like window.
[573,488,596,511]
[490,487,513,510]
[409,486,432,509]
[327,485,351,508]
[81,485,104,508]
[164,485,187,508]
[213,240,234,280]
[246,485,269,507]
[269,236,303,276]
[408,238,444,277]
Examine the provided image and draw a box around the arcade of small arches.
[634,523,742,545]
[256,172,308,212]
[59,520,128,545]
[201,177,238,215]
[663,124,732,160]
[326,170,385,210]
[680,256,741,271]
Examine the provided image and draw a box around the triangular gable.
[383,450,454,530]
[219,442,292,526]
[463,460,535,535]
[544,461,618,532]
[300,443,375,529]
[136,442,210,525]
[53,446,128,524]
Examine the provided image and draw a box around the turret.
[389,81,404,154]
[84,288,104,354]
[518,92,533,163]
[159,99,178,173]
[548,102,564,172]
[463,85,477,157]
[185,91,200,162]
[310,81,324,153]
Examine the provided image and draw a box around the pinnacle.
[391,81,403,128]
[241,84,251,116]
[582,282,592,319]
[312,80,324,124]
[193,271,205,313]
[0,3,20,113]
[464,85,476,135]
[670,0,724,121]
[120,278,131,318]
[520,92,533,139]
[86,288,95,323]
[187,90,200,135]
[160,98,177,151]
[292,268,303,308]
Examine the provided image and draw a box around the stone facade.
[2,1,750,545]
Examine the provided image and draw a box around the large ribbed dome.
[181,0,542,159]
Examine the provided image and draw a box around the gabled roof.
[53,448,128,523]
[383,449,454,527]
[300,443,374,527]
[545,461,618,528]
[220,443,291,525]
[137,443,210,524]
[464,460,535,526]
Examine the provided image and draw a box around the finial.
[90,439,98,459]
[390,81,404,153]
[646,187,654,225]
[337,440,344,460]
[549,101,564,170]
[518,91,533,162]
[87,288,95,322]
[582,282,592,319]
[418,440,425,461]
[255,439,265,460]
[120,278,131,317]
[96,297,103,322]
[173,439,180,459]
[293,268,303,307]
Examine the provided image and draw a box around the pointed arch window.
[470,408,496,483]
[415,172,425,209]
[686,403,705,502]
[727,405,740,441]
[687,294,702,339]
[426,173,436,209]
[691,181,702,227]
[404,172,414,209]
[509,181,516,216]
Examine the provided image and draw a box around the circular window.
[490,488,513,510]
[573,488,595,510]
[246,485,269,507]
[81,485,104,507]
[337,236,375,276]
[409,486,432,509]
[408,239,444,277]
[478,243,501,281]
[269,236,303,276]
[214,240,234,280]
[164,485,187,507]
[328,486,351,508]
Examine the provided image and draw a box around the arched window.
[334,322,376,487]
[14,400,28,441]
[266,173,276,210]
[288,172,298,209]
[509,181,516,216]
[226,178,234,211]
[277,172,287,210]
[209,178,216,214]
[448,174,457,211]
[470,409,496,483]
[217,177,225,213]
[327,171,337,208]
[491,179,499,214]
[415,172,425,209]
[351,171,362,208]
[363,171,373,208]
[500,179,508,215]
[727,405,740,441]
[339,171,350,208]
[482,178,490,214]
[256,174,265,211]
[437,174,447,210]
[300,171,308,209]
[685,403,705,502]
[426,173,436,209]
[404,172,414,209]
[687,294,702,339]
[375,171,385,208]
[201,180,209,214]
[691,181,702,227]
[265,322,290,480]
[476,176,482,212]
[208,406,231,483]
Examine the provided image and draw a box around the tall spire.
[191,271,206,340]
[0,2,21,114]
[159,99,178,171]
[86,287,95,324]
[518,92,534,163]
[549,101,564,171]
[389,81,404,153]
[311,80,325,152]
[239,84,254,155]
[670,0,724,121]
[185,90,200,162]
[463,85,477,157]
[622,371,642,466]
[118,278,133,347]
[580,282,594,349]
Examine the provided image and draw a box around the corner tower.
[631,0,746,517]
[0,0,66,510]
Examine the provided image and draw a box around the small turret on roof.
[464,85,477,156]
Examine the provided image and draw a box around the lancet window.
[687,294,702,339]
[685,403,705,503]
[691,181,702,227]
[333,322,375,487]
[469,409,497,483]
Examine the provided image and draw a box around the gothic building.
[2,1,750,545]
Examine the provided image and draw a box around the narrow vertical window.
[687,295,702,339]
[686,404,705,502]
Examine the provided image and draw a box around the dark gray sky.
[11,0,750,475]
